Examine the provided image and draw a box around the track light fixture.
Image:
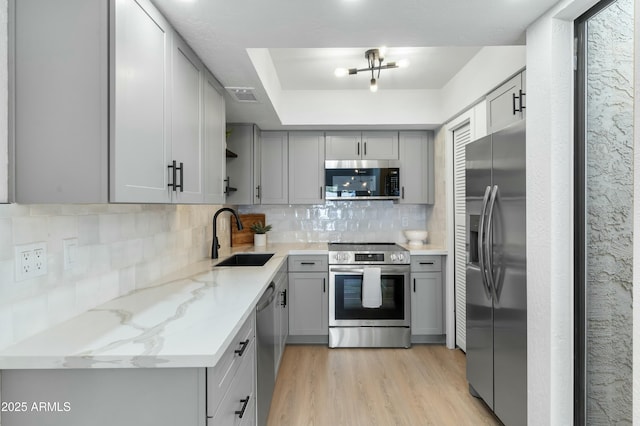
[335,48,407,92]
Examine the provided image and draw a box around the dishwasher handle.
[256,282,276,312]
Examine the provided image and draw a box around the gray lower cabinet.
[207,312,256,424]
[1,368,206,426]
[0,312,257,426]
[288,256,329,344]
[411,256,444,342]
[486,70,526,134]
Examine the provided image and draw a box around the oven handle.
[329,266,410,274]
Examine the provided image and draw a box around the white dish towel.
[362,267,382,308]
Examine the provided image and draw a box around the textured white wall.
[634,0,639,421]
[526,0,599,424]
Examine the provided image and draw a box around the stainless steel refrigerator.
[465,120,527,425]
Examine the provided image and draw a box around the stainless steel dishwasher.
[256,281,277,426]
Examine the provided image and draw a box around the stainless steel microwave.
[324,160,400,200]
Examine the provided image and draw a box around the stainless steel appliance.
[256,282,276,426]
[325,160,400,200]
[465,120,526,425]
[328,242,411,348]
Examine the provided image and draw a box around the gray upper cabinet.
[399,131,434,204]
[486,71,526,134]
[325,131,361,160]
[10,0,109,203]
[110,0,173,203]
[203,71,226,204]
[10,0,225,204]
[169,34,204,204]
[325,131,399,160]
[225,124,260,205]
[259,131,288,204]
[288,132,325,204]
[362,131,399,160]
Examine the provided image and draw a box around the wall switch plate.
[63,238,79,270]
[15,242,47,281]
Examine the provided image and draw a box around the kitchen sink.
[215,253,274,267]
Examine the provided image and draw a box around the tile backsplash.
[0,203,226,350]
[240,201,437,245]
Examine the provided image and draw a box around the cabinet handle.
[235,395,250,418]
[320,186,323,199]
[255,185,261,199]
[357,142,360,156]
[323,278,326,293]
[364,142,367,156]
[413,278,416,292]
[419,262,434,265]
[402,186,405,199]
[512,89,526,114]
[168,161,177,191]
[234,339,250,356]
[301,262,316,265]
[176,162,184,192]
[281,289,287,307]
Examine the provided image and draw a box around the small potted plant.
[250,221,272,246]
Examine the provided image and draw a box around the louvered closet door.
[453,123,471,352]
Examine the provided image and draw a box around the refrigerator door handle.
[485,185,500,303]
[478,185,492,299]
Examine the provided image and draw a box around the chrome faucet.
[212,207,243,259]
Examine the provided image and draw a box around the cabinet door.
[289,132,325,204]
[362,131,399,160]
[253,126,262,204]
[399,131,434,204]
[203,72,226,204]
[486,72,524,134]
[289,272,329,336]
[171,34,204,203]
[12,0,109,203]
[225,124,256,205]
[111,0,172,203]
[325,131,361,160]
[260,131,288,204]
[411,272,443,335]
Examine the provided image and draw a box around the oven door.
[329,265,410,327]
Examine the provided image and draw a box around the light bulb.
[334,68,348,77]
[370,78,378,92]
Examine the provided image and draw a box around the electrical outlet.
[15,242,47,281]
[401,217,409,227]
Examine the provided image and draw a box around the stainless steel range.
[328,242,411,348]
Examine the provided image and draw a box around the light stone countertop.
[0,242,445,370]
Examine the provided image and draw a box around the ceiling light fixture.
[335,48,406,92]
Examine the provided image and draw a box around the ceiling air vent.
[225,87,259,103]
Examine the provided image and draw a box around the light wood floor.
[268,345,501,426]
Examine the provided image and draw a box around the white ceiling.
[152,0,561,129]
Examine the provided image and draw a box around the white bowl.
[404,229,428,246]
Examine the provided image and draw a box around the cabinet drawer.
[288,255,328,272]
[207,312,255,416]
[411,256,442,272]
[209,340,256,425]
